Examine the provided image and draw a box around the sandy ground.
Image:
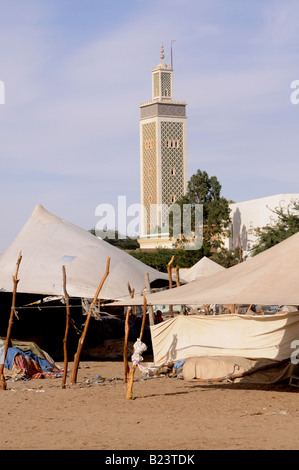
[1,359,299,451]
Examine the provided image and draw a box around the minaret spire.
[160,43,165,61]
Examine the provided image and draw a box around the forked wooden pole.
[126,294,147,400]
[62,265,70,389]
[0,251,22,391]
[123,283,135,383]
[167,255,175,317]
[70,256,110,384]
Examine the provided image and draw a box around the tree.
[89,228,139,250]
[129,246,210,273]
[210,247,241,268]
[171,169,231,252]
[251,201,299,256]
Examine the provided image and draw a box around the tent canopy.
[180,256,225,282]
[108,231,299,306]
[0,204,168,300]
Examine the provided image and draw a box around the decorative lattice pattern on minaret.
[161,73,171,97]
[161,121,184,224]
[142,121,157,232]
[153,74,160,98]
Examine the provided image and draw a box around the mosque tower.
[138,44,188,249]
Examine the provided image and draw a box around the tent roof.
[180,256,225,282]
[0,204,168,300]
[108,231,299,306]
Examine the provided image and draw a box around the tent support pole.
[175,266,180,287]
[123,306,132,383]
[70,256,110,385]
[123,283,135,383]
[167,256,175,317]
[62,265,70,389]
[126,294,147,400]
[0,251,22,391]
[144,272,154,326]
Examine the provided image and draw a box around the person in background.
[154,310,164,323]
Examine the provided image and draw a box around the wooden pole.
[70,256,110,384]
[175,266,180,287]
[167,256,174,289]
[123,306,131,383]
[144,272,154,326]
[167,255,175,317]
[0,251,22,391]
[62,265,70,389]
[123,283,135,383]
[126,294,147,400]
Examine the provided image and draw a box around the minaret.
[138,44,187,249]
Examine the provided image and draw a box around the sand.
[1,359,299,451]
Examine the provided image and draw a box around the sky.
[0,0,299,253]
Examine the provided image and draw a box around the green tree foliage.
[210,247,241,268]
[89,228,139,250]
[251,201,299,256]
[172,169,231,250]
[128,246,210,273]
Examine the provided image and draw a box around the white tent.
[109,230,299,306]
[150,312,299,366]
[0,204,169,300]
[180,256,225,282]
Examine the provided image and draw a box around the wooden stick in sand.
[167,255,175,317]
[123,283,135,383]
[62,265,70,389]
[0,251,22,391]
[70,256,110,385]
[126,294,147,400]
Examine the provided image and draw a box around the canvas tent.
[0,204,169,301]
[108,230,299,307]
[148,311,299,383]
[107,233,299,383]
[150,312,299,366]
[180,256,225,282]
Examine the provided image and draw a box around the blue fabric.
[174,360,185,371]
[0,346,20,370]
[0,346,61,374]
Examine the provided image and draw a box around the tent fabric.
[0,204,168,300]
[0,339,61,379]
[180,256,225,282]
[150,313,299,367]
[108,231,299,306]
[182,356,293,384]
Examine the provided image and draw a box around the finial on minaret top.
[160,43,164,60]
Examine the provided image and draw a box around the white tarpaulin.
[150,313,299,367]
[108,231,299,306]
[181,256,225,282]
[182,356,293,384]
[0,204,168,300]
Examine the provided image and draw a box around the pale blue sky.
[1,0,299,252]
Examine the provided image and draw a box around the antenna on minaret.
[171,40,176,69]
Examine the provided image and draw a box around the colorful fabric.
[0,346,61,380]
